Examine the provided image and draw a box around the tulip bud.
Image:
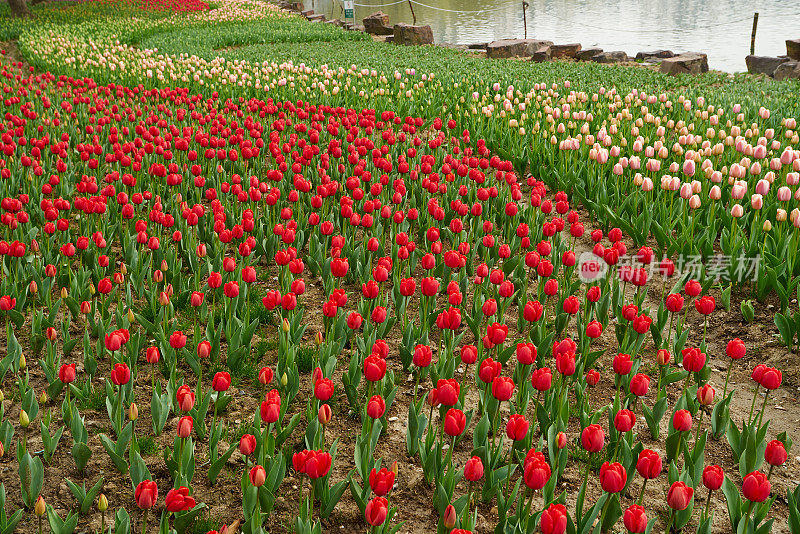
[556,431,567,449]
[35,496,46,517]
[88,283,96,296]
[0,440,4,458]
[39,391,48,404]
[120,263,128,275]
[19,353,26,370]
[0,388,4,402]
[161,259,168,272]
[443,505,457,529]
[763,220,772,232]
[98,494,108,512]
[129,403,139,421]
[29,280,37,295]
[315,331,324,346]
[61,287,69,299]
[281,318,290,333]
[128,309,136,323]
[318,403,332,425]
[20,409,30,427]
[391,461,399,477]
[281,373,288,387]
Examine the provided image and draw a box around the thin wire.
[352,0,407,6]
[407,0,493,14]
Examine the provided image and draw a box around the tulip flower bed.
[0,2,799,534]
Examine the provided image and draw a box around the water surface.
[307,0,800,72]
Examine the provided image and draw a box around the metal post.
[523,1,528,39]
[750,12,759,55]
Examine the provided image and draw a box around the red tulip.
[177,416,193,438]
[110,363,130,386]
[176,385,195,412]
[531,367,552,391]
[464,456,484,481]
[726,338,746,360]
[623,504,647,533]
[581,424,605,453]
[696,384,715,405]
[365,496,388,526]
[369,467,395,496]
[444,408,466,437]
[165,487,195,512]
[629,373,650,397]
[478,358,502,384]
[239,434,256,456]
[249,465,266,487]
[672,409,692,432]
[304,450,332,479]
[694,295,715,315]
[613,409,636,432]
[681,347,706,372]
[506,414,529,441]
[436,379,460,406]
[260,390,281,424]
[169,330,187,350]
[702,465,724,490]
[367,395,386,419]
[259,366,274,385]
[613,353,632,375]
[599,461,627,493]
[742,471,771,502]
[212,372,231,392]
[523,459,551,490]
[667,481,693,510]
[764,440,787,466]
[59,363,76,384]
[413,345,433,367]
[636,449,662,479]
[134,480,158,509]
[665,293,684,313]
[585,369,600,387]
[363,355,387,382]
[760,367,782,390]
[540,503,567,534]
[314,377,335,401]
[491,376,515,401]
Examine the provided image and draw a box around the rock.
[774,61,800,80]
[550,43,581,59]
[363,11,393,35]
[486,39,553,59]
[467,42,488,50]
[787,39,800,60]
[660,52,709,75]
[530,47,552,62]
[745,55,790,76]
[576,47,603,61]
[307,14,325,22]
[393,23,434,46]
[301,9,313,17]
[591,51,629,63]
[635,50,674,62]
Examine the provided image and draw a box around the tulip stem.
[636,478,647,505]
[755,392,770,429]
[747,386,760,425]
[703,488,713,521]
[665,508,674,534]
[722,361,733,399]
[743,500,754,534]
[141,510,148,534]
[694,409,704,444]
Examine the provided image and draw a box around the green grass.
[138,435,158,456]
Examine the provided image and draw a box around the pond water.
[306,0,800,72]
